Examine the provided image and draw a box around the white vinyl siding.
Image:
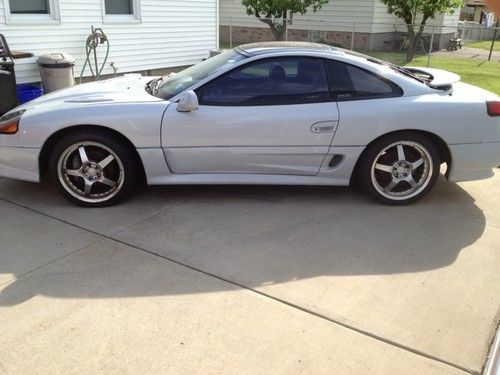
[0,0,218,83]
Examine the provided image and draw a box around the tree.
[241,0,329,41]
[381,0,463,61]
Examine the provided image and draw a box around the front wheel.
[49,131,139,207]
[358,132,441,205]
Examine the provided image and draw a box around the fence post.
[229,23,233,48]
[489,20,499,62]
[285,18,288,41]
[350,21,355,51]
[427,26,435,68]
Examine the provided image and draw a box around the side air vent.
[328,154,344,168]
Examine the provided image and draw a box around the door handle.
[311,121,338,134]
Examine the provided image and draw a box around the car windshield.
[151,50,247,100]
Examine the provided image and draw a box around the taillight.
[487,101,500,117]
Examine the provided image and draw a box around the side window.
[198,57,330,106]
[326,60,401,101]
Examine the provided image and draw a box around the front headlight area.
[0,110,26,134]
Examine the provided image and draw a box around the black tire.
[357,132,441,205]
[49,129,139,207]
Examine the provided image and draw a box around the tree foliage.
[381,0,463,25]
[381,0,463,60]
[241,0,329,40]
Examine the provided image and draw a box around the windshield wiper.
[145,77,163,95]
[366,57,429,84]
[391,65,431,84]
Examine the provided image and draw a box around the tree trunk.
[405,21,426,62]
[271,23,285,41]
[257,17,284,41]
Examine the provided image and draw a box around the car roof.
[236,41,343,56]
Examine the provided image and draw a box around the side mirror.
[177,91,199,112]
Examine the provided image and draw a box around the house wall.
[0,0,218,84]
[220,0,377,33]
[220,0,459,30]
[219,0,460,47]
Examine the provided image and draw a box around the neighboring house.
[0,0,219,84]
[220,0,460,50]
[462,0,496,24]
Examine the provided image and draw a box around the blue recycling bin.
[16,84,43,104]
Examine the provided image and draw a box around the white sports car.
[0,42,499,207]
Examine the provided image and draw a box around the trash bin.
[0,34,18,115]
[38,52,75,93]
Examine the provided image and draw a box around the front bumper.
[448,142,500,182]
[0,146,40,182]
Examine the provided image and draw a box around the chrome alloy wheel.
[57,141,125,204]
[370,141,433,201]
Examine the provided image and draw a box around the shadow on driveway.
[0,178,487,304]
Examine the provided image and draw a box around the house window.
[9,0,49,14]
[105,0,133,14]
[4,0,60,23]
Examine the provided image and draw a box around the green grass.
[408,56,500,94]
[465,40,500,52]
[363,51,500,94]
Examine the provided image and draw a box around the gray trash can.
[38,52,75,93]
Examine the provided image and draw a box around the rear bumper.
[448,142,500,182]
[0,146,40,182]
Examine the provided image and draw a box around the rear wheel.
[358,132,440,205]
[49,131,139,207]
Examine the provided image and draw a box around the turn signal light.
[0,121,19,134]
[487,101,500,117]
[0,110,24,134]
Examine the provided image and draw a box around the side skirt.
[137,147,364,187]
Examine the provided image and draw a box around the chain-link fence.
[219,18,500,93]
[220,19,500,63]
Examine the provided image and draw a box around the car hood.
[15,74,163,112]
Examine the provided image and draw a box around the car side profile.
[0,42,499,207]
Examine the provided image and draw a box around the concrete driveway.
[0,172,499,374]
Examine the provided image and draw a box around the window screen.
[105,0,133,14]
[326,60,400,100]
[9,0,49,14]
[198,57,330,106]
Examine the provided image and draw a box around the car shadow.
[0,177,487,305]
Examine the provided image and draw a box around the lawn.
[363,51,500,94]
[465,40,500,52]
[409,56,500,94]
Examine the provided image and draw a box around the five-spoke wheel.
[50,131,139,207]
[358,132,440,205]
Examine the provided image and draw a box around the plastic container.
[16,83,44,104]
[38,52,75,93]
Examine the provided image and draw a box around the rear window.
[326,60,403,101]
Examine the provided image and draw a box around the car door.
[162,56,339,176]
